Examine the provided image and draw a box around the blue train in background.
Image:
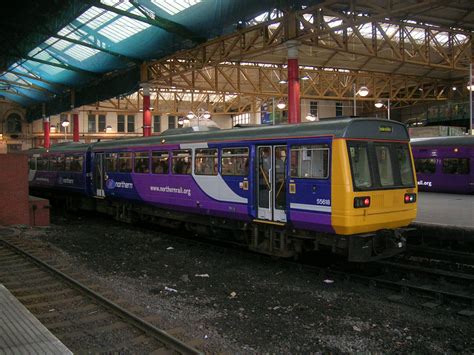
[27,118,418,262]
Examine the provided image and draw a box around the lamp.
[306,114,317,121]
[106,125,112,133]
[276,100,286,109]
[185,108,212,127]
[374,100,384,109]
[353,84,370,115]
[373,99,391,120]
[467,82,474,91]
[61,119,70,141]
[357,86,369,97]
[50,126,56,133]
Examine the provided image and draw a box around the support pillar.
[287,41,300,124]
[73,113,79,142]
[71,90,79,142]
[142,84,151,137]
[42,104,50,149]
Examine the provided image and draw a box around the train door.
[93,153,106,197]
[256,145,287,222]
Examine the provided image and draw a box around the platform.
[413,192,474,234]
[0,283,72,354]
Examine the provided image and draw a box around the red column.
[142,84,151,137]
[43,117,50,149]
[287,40,300,124]
[73,113,79,142]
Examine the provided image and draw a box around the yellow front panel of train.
[331,139,417,235]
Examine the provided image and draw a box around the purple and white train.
[28,118,418,261]
[411,136,474,194]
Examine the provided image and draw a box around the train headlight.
[404,193,416,203]
[354,196,370,208]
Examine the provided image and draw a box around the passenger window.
[134,151,150,174]
[28,157,37,170]
[105,153,118,172]
[49,156,59,171]
[375,145,394,186]
[172,149,192,174]
[290,145,329,179]
[118,152,132,173]
[348,144,372,189]
[442,158,470,175]
[36,157,48,171]
[221,148,249,176]
[396,145,415,186]
[414,158,436,174]
[152,151,169,174]
[72,155,84,172]
[56,155,66,171]
[195,148,218,175]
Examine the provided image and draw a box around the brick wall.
[0,154,29,225]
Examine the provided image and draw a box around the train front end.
[330,120,417,261]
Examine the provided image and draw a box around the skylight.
[151,0,201,15]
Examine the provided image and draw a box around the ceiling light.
[202,111,211,119]
[467,83,474,91]
[276,100,286,109]
[357,86,369,97]
[61,119,70,127]
[278,79,287,84]
[374,101,384,109]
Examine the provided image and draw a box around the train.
[411,136,474,194]
[27,117,418,262]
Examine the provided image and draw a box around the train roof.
[90,117,409,150]
[28,142,90,155]
[26,118,409,154]
[411,135,474,147]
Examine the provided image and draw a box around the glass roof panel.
[98,16,151,43]
[64,46,100,62]
[77,7,117,30]
[151,0,201,16]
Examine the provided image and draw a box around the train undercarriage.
[34,190,408,262]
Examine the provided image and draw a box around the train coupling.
[347,228,413,262]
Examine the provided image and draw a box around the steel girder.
[144,0,472,106]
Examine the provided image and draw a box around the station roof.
[1,0,310,119]
[0,0,473,121]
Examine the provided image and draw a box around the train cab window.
[221,147,249,176]
[118,152,132,173]
[442,158,470,175]
[290,145,329,179]
[195,148,218,175]
[348,144,372,189]
[375,145,394,186]
[134,152,150,174]
[396,145,415,186]
[152,151,169,174]
[172,149,192,174]
[414,158,436,174]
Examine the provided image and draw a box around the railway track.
[406,244,474,266]
[0,235,203,354]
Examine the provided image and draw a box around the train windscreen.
[347,141,415,191]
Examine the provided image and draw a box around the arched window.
[6,113,22,133]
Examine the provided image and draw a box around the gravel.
[15,212,474,354]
